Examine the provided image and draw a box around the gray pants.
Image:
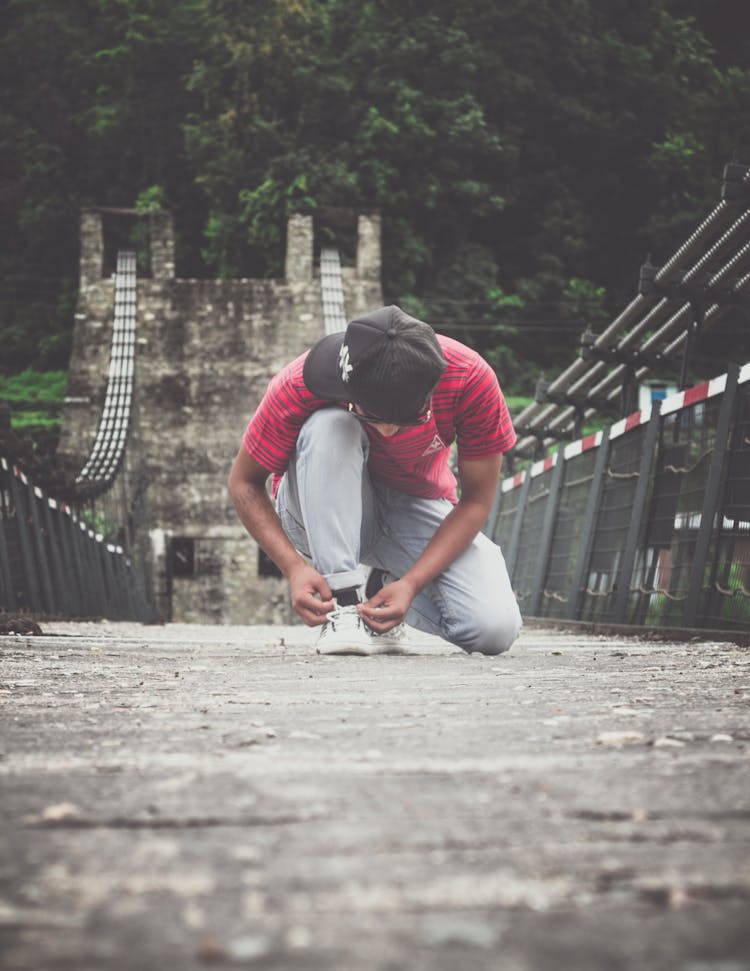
[276,409,522,654]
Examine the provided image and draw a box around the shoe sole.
[316,642,406,656]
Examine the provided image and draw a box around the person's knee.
[298,407,365,449]
[449,606,522,656]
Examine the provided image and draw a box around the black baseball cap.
[303,305,447,423]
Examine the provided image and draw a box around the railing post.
[118,555,138,619]
[0,524,16,610]
[684,364,740,627]
[0,477,17,611]
[100,545,120,618]
[122,555,139,619]
[613,404,662,623]
[8,470,44,612]
[566,428,611,620]
[55,506,84,617]
[83,531,108,617]
[27,482,57,615]
[66,513,91,616]
[505,471,534,581]
[41,498,69,615]
[527,452,566,615]
[74,520,98,617]
[107,545,121,617]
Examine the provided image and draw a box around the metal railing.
[491,363,750,633]
[514,162,750,456]
[0,457,152,619]
[1,249,155,621]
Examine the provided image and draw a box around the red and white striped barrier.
[499,362,750,493]
[0,456,125,556]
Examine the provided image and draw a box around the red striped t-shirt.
[242,335,516,503]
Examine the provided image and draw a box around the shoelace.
[320,604,363,634]
[372,622,407,640]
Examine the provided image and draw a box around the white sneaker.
[368,623,410,654]
[316,603,376,655]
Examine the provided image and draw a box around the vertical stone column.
[357,212,382,282]
[285,214,313,284]
[79,210,104,288]
[149,210,176,279]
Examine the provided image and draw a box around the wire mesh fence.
[492,473,526,552]
[536,436,603,620]
[494,362,750,633]
[513,162,750,457]
[0,249,156,622]
[627,392,723,627]
[509,459,557,617]
[579,420,651,624]
[702,380,750,630]
[0,458,154,620]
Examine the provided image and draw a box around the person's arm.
[227,447,335,625]
[358,451,503,632]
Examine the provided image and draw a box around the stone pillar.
[79,210,104,288]
[285,214,313,284]
[148,211,175,279]
[357,212,381,282]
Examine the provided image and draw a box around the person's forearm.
[229,480,306,578]
[401,498,490,594]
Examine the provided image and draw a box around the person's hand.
[358,577,416,633]
[288,563,334,626]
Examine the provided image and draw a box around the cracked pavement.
[1,621,749,970]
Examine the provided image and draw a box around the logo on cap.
[338,343,353,383]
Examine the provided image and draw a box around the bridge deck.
[1,623,748,969]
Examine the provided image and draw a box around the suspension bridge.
[1,169,749,971]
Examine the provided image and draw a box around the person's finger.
[294,590,333,616]
[361,614,399,633]
[297,604,331,626]
[361,591,391,611]
[359,603,401,625]
[296,584,331,606]
[314,578,333,602]
[299,600,331,621]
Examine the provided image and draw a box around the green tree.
[2,0,749,389]
[0,0,210,371]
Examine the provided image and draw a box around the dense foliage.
[1,0,749,392]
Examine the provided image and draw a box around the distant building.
[59,209,383,623]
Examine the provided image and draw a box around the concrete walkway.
[1,621,749,970]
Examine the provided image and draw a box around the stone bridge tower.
[59,209,383,623]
